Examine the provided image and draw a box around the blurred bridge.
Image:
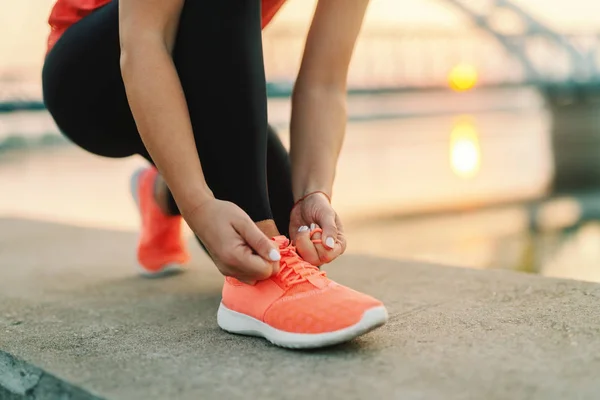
[444,0,599,85]
[262,0,600,92]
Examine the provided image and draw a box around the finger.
[228,263,270,286]
[233,216,281,263]
[309,224,322,243]
[336,234,347,254]
[313,239,343,264]
[235,275,257,286]
[318,242,343,264]
[317,211,338,250]
[335,214,347,254]
[310,224,342,264]
[295,225,321,266]
[229,248,278,281]
[231,218,280,279]
[294,224,311,245]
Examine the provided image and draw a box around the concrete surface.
[1,217,600,400]
[0,351,101,400]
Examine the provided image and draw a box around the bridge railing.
[264,29,600,90]
[1,29,599,112]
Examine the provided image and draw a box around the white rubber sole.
[217,303,388,349]
[130,168,185,278]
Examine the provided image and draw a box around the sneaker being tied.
[217,235,388,349]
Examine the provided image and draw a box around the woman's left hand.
[289,192,347,266]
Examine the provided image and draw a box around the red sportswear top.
[47,0,287,53]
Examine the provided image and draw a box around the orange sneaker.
[130,167,190,277]
[217,236,388,349]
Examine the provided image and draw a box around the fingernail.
[298,225,309,232]
[325,237,335,249]
[310,223,316,230]
[269,248,281,261]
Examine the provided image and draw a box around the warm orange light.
[450,118,481,178]
[448,63,478,92]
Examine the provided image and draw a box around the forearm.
[121,45,213,214]
[289,84,347,201]
[288,0,369,202]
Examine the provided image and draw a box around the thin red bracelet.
[292,190,331,209]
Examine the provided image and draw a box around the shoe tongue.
[272,235,290,249]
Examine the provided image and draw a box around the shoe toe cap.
[264,285,383,334]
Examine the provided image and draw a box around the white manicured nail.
[269,248,281,261]
[298,225,309,232]
[310,223,316,230]
[325,237,335,249]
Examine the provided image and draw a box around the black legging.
[42,0,294,236]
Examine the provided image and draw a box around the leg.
[153,2,293,236]
[43,0,280,257]
[162,124,294,236]
[44,2,192,275]
[172,0,274,229]
[154,123,292,255]
[42,2,137,159]
[266,125,294,237]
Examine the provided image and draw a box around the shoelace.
[278,244,327,285]
[309,227,341,246]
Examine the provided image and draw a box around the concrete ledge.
[1,218,600,399]
[0,351,101,400]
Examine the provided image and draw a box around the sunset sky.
[275,0,598,29]
[0,0,598,77]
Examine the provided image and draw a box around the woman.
[42,0,388,349]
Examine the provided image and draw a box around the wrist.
[292,163,335,202]
[174,184,215,217]
[293,184,333,203]
[293,190,332,210]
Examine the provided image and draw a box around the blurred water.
[0,87,553,216]
[347,201,600,283]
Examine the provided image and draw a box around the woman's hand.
[185,198,281,284]
[289,192,347,266]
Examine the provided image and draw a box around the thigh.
[42,1,144,159]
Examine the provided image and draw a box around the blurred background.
[2,0,600,282]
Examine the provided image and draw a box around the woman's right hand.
[184,198,281,284]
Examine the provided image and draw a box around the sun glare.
[450,118,481,178]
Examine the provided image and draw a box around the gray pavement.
[1,217,600,400]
